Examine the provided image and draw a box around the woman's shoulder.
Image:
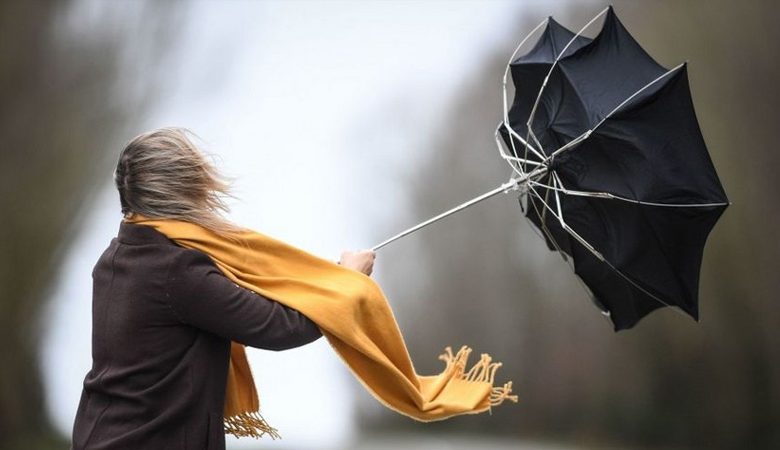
[166,246,222,283]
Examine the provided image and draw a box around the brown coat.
[70,221,322,450]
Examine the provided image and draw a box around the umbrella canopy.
[500,7,729,330]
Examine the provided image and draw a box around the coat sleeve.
[164,248,322,350]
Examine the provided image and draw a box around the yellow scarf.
[124,214,517,439]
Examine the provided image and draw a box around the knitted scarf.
[123,214,518,439]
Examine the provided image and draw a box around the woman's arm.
[164,249,322,350]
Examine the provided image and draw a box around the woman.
[70,127,375,449]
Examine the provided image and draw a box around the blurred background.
[1,0,777,449]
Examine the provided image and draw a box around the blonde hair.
[114,127,248,238]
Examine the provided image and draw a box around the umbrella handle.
[371,167,547,251]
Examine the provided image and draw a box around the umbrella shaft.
[371,167,547,251]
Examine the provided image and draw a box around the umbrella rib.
[502,18,548,171]
[526,185,609,319]
[525,184,572,266]
[540,174,551,224]
[547,62,687,162]
[502,16,549,174]
[524,182,611,317]
[503,123,546,164]
[548,177,604,261]
[502,16,549,126]
[530,177,691,319]
[551,173,707,318]
[501,153,543,167]
[501,114,545,170]
[495,126,543,171]
[594,62,687,131]
[525,6,610,130]
[531,173,729,208]
[529,128,546,158]
[495,129,527,180]
[528,178,604,262]
[523,6,611,171]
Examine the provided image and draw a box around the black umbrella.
[373,6,728,331]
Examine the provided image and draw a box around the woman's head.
[114,127,245,236]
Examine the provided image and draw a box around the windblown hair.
[114,127,248,239]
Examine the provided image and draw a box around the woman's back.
[71,221,321,450]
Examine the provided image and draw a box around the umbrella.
[373,6,728,331]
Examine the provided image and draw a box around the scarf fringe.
[439,345,519,407]
[224,410,281,440]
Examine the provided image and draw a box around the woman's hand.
[339,250,376,276]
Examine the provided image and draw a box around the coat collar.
[117,220,175,246]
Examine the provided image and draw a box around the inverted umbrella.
[373,6,728,330]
